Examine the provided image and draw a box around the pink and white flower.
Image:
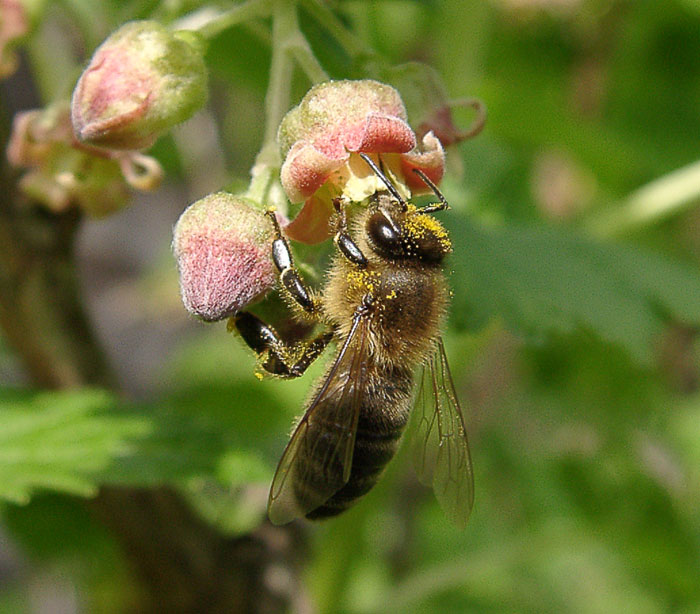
[278,79,445,243]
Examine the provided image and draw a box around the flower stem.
[301,0,376,62]
[288,32,329,84]
[244,0,300,210]
[263,0,296,147]
[247,0,328,208]
[174,0,271,38]
[585,159,700,236]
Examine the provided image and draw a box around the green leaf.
[0,376,296,509]
[448,219,700,365]
[102,380,292,487]
[0,388,150,504]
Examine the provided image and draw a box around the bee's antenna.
[412,168,449,213]
[359,153,408,211]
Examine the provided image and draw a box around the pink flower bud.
[71,20,208,150]
[173,193,276,322]
[0,0,29,79]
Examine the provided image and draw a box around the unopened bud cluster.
[6,101,163,216]
[7,102,130,215]
[6,18,211,216]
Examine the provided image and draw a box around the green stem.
[288,32,329,84]
[243,0,301,210]
[246,142,283,209]
[301,0,376,62]
[263,0,296,147]
[247,0,329,209]
[585,159,700,237]
[174,0,271,38]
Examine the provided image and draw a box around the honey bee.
[233,153,473,528]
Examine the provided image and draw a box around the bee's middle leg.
[266,211,320,316]
[332,198,367,268]
[232,311,333,378]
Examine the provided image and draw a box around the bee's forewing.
[267,313,370,525]
[413,338,474,529]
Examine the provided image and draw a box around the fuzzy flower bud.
[0,0,29,79]
[278,79,446,243]
[173,193,276,322]
[71,20,208,150]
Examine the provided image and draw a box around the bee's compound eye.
[367,211,402,255]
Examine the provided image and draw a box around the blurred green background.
[1,0,700,612]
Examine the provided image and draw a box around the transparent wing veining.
[267,312,370,525]
[413,337,474,529]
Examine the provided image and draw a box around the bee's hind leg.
[231,311,333,378]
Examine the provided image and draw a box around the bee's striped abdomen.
[298,364,414,519]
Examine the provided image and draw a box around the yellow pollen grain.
[346,268,380,294]
[404,212,452,252]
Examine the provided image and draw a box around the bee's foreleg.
[411,168,449,213]
[266,211,320,316]
[332,198,367,268]
[231,311,332,378]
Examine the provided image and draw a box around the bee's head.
[365,195,452,264]
[357,153,452,264]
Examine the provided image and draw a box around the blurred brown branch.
[0,93,306,614]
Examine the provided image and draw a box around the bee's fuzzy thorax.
[321,202,449,369]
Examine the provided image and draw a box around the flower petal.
[283,193,334,244]
[400,131,446,194]
[345,113,416,153]
[280,141,347,203]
